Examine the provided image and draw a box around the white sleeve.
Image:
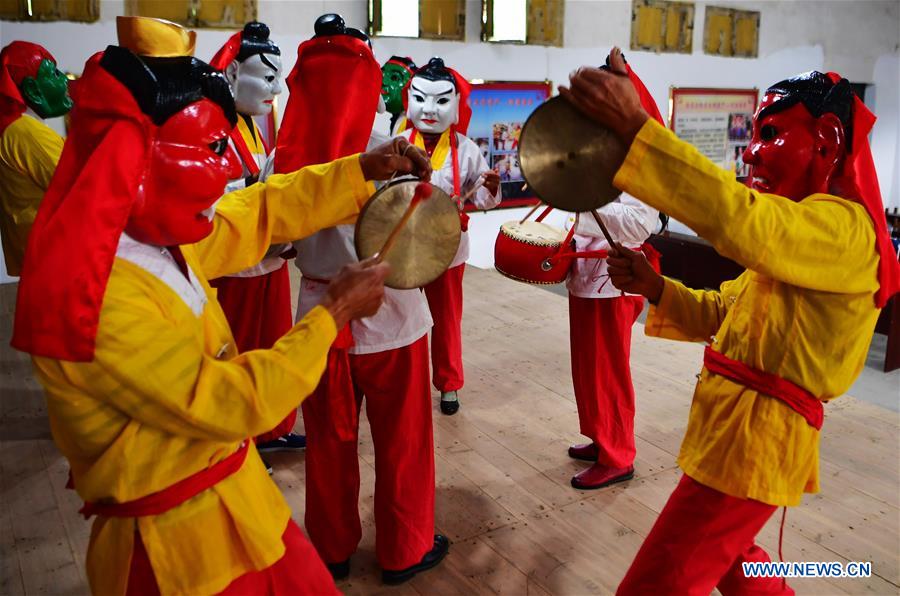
[575,192,658,247]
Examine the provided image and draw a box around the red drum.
[494,220,571,284]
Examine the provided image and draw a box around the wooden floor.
[1,267,898,595]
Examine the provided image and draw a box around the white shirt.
[292,132,433,355]
[565,192,659,299]
[115,233,208,316]
[398,129,502,267]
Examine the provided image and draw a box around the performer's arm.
[614,120,879,294]
[577,193,657,246]
[644,275,745,342]
[35,261,388,441]
[193,154,374,279]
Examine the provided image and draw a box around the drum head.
[355,180,461,289]
[518,95,626,213]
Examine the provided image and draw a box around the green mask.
[381,62,412,117]
[20,58,72,119]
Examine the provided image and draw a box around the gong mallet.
[372,181,433,263]
[590,208,620,254]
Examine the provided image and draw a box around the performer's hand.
[558,47,649,145]
[359,137,432,182]
[482,170,501,196]
[607,242,664,304]
[320,258,390,328]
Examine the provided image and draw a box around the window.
[481,0,563,46]
[630,0,694,54]
[125,0,255,28]
[370,0,466,41]
[704,6,759,58]
[1,0,99,22]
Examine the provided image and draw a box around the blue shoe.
[257,433,307,453]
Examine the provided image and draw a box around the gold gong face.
[518,95,627,212]
[355,180,461,289]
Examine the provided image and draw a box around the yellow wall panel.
[420,0,464,40]
[704,8,733,56]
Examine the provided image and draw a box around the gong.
[355,180,461,289]
[518,95,627,213]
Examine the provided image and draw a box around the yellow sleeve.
[645,274,745,343]
[193,153,375,279]
[614,120,879,295]
[0,116,63,188]
[37,291,337,442]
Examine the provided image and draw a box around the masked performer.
[561,49,900,594]
[11,16,430,596]
[274,14,447,585]
[0,41,70,277]
[208,22,305,457]
[398,57,501,415]
[566,62,664,490]
[381,55,416,135]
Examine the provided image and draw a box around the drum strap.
[410,127,467,230]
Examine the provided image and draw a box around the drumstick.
[519,202,543,224]
[590,209,619,253]
[373,182,433,263]
[456,177,485,205]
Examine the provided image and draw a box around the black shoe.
[257,433,306,453]
[382,534,449,585]
[326,559,350,581]
[262,458,273,475]
[440,391,459,416]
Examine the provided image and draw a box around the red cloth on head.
[12,53,152,361]
[625,63,664,126]
[0,41,54,134]
[401,64,472,136]
[824,72,899,307]
[209,31,242,71]
[274,35,381,174]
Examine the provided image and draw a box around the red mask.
[742,96,844,201]
[125,98,239,245]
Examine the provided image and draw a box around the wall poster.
[669,87,758,178]
[466,81,551,209]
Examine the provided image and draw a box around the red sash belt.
[78,441,250,519]
[702,347,824,430]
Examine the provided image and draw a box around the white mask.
[407,77,459,134]
[226,52,283,116]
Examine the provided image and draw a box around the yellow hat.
[116,16,196,58]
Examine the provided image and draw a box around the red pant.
[568,294,643,468]
[127,519,337,595]
[618,474,793,596]
[302,336,434,570]
[210,263,297,443]
[424,263,465,392]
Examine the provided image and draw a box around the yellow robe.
[614,120,881,506]
[0,114,63,276]
[31,155,374,595]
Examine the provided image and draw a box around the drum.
[494,220,571,285]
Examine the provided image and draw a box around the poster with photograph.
[669,88,757,179]
[467,81,551,209]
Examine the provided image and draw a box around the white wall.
[2,0,898,273]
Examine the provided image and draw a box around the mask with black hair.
[209,21,283,117]
[407,57,460,134]
[744,70,854,201]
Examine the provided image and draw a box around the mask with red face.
[127,99,237,245]
[742,71,851,201]
[12,38,239,361]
